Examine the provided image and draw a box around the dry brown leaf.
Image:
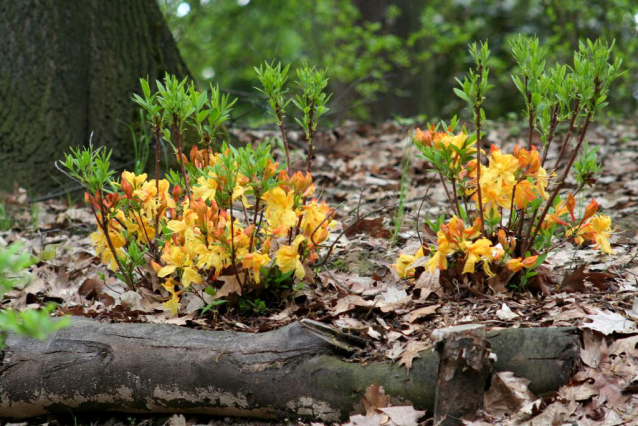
[583,310,637,335]
[333,295,374,315]
[608,334,638,356]
[375,287,411,313]
[626,297,638,320]
[345,217,391,239]
[406,305,440,323]
[560,265,611,293]
[378,406,425,426]
[213,275,242,298]
[362,384,390,416]
[414,269,443,301]
[398,340,429,371]
[484,371,536,417]
[580,329,606,368]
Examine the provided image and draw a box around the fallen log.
[0,318,579,421]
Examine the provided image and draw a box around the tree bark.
[433,324,491,426]
[0,0,188,194]
[0,318,579,421]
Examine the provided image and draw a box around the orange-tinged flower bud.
[264,159,278,179]
[278,169,289,182]
[244,224,255,237]
[497,229,509,250]
[192,198,208,222]
[521,255,538,268]
[582,199,599,223]
[566,193,576,222]
[172,185,182,200]
[121,178,133,199]
[262,237,271,254]
[414,128,433,147]
[512,145,521,158]
[189,146,198,164]
[291,171,314,195]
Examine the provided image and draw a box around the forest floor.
[3,119,638,425]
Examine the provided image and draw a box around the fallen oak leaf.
[344,217,391,239]
[406,304,440,323]
[560,265,612,293]
[362,384,390,416]
[413,268,443,301]
[582,310,637,335]
[399,339,430,372]
[213,275,242,299]
[484,371,536,417]
[378,406,426,426]
[580,329,607,368]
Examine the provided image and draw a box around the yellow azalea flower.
[566,225,587,245]
[434,133,470,151]
[506,255,538,272]
[300,200,335,244]
[193,176,218,201]
[276,235,306,279]
[262,187,297,235]
[123,211,156,244]
[474,148,520,213]
[426,232,453,273]
[132,180,176,215]
[158,245,188,277]
[543,199,570,229]
[462,238,498,275]
[423,216,481,273]
[90,227,126,271]
[588,215,615,255]
[243,252,271,283]
[194,243,229,273]
[158,244,202,288]
[162,279,181,316]
[167,210,196,237]
[534,167,550,200]
[182,266,202,287]
[122,171,148,189]
[394,248,425,279]
[514,180,536,209]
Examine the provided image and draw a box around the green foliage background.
[161,0,638,121]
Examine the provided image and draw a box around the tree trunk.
[0,0,188,194]
[0,318,579,421]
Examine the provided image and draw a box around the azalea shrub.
[394,37,621,294]
[59,63,335,316]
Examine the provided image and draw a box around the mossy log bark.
[0,318,579,421]
[0,0,188,194]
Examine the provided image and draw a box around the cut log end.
[434,324,491,426]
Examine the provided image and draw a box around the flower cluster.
[394,38,619,292]
[88,144,336,314]
[62,65,334,316]
[395,130,615,288]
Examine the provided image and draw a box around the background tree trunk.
[0,0,188,194]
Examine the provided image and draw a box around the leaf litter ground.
[3,120,638,425]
